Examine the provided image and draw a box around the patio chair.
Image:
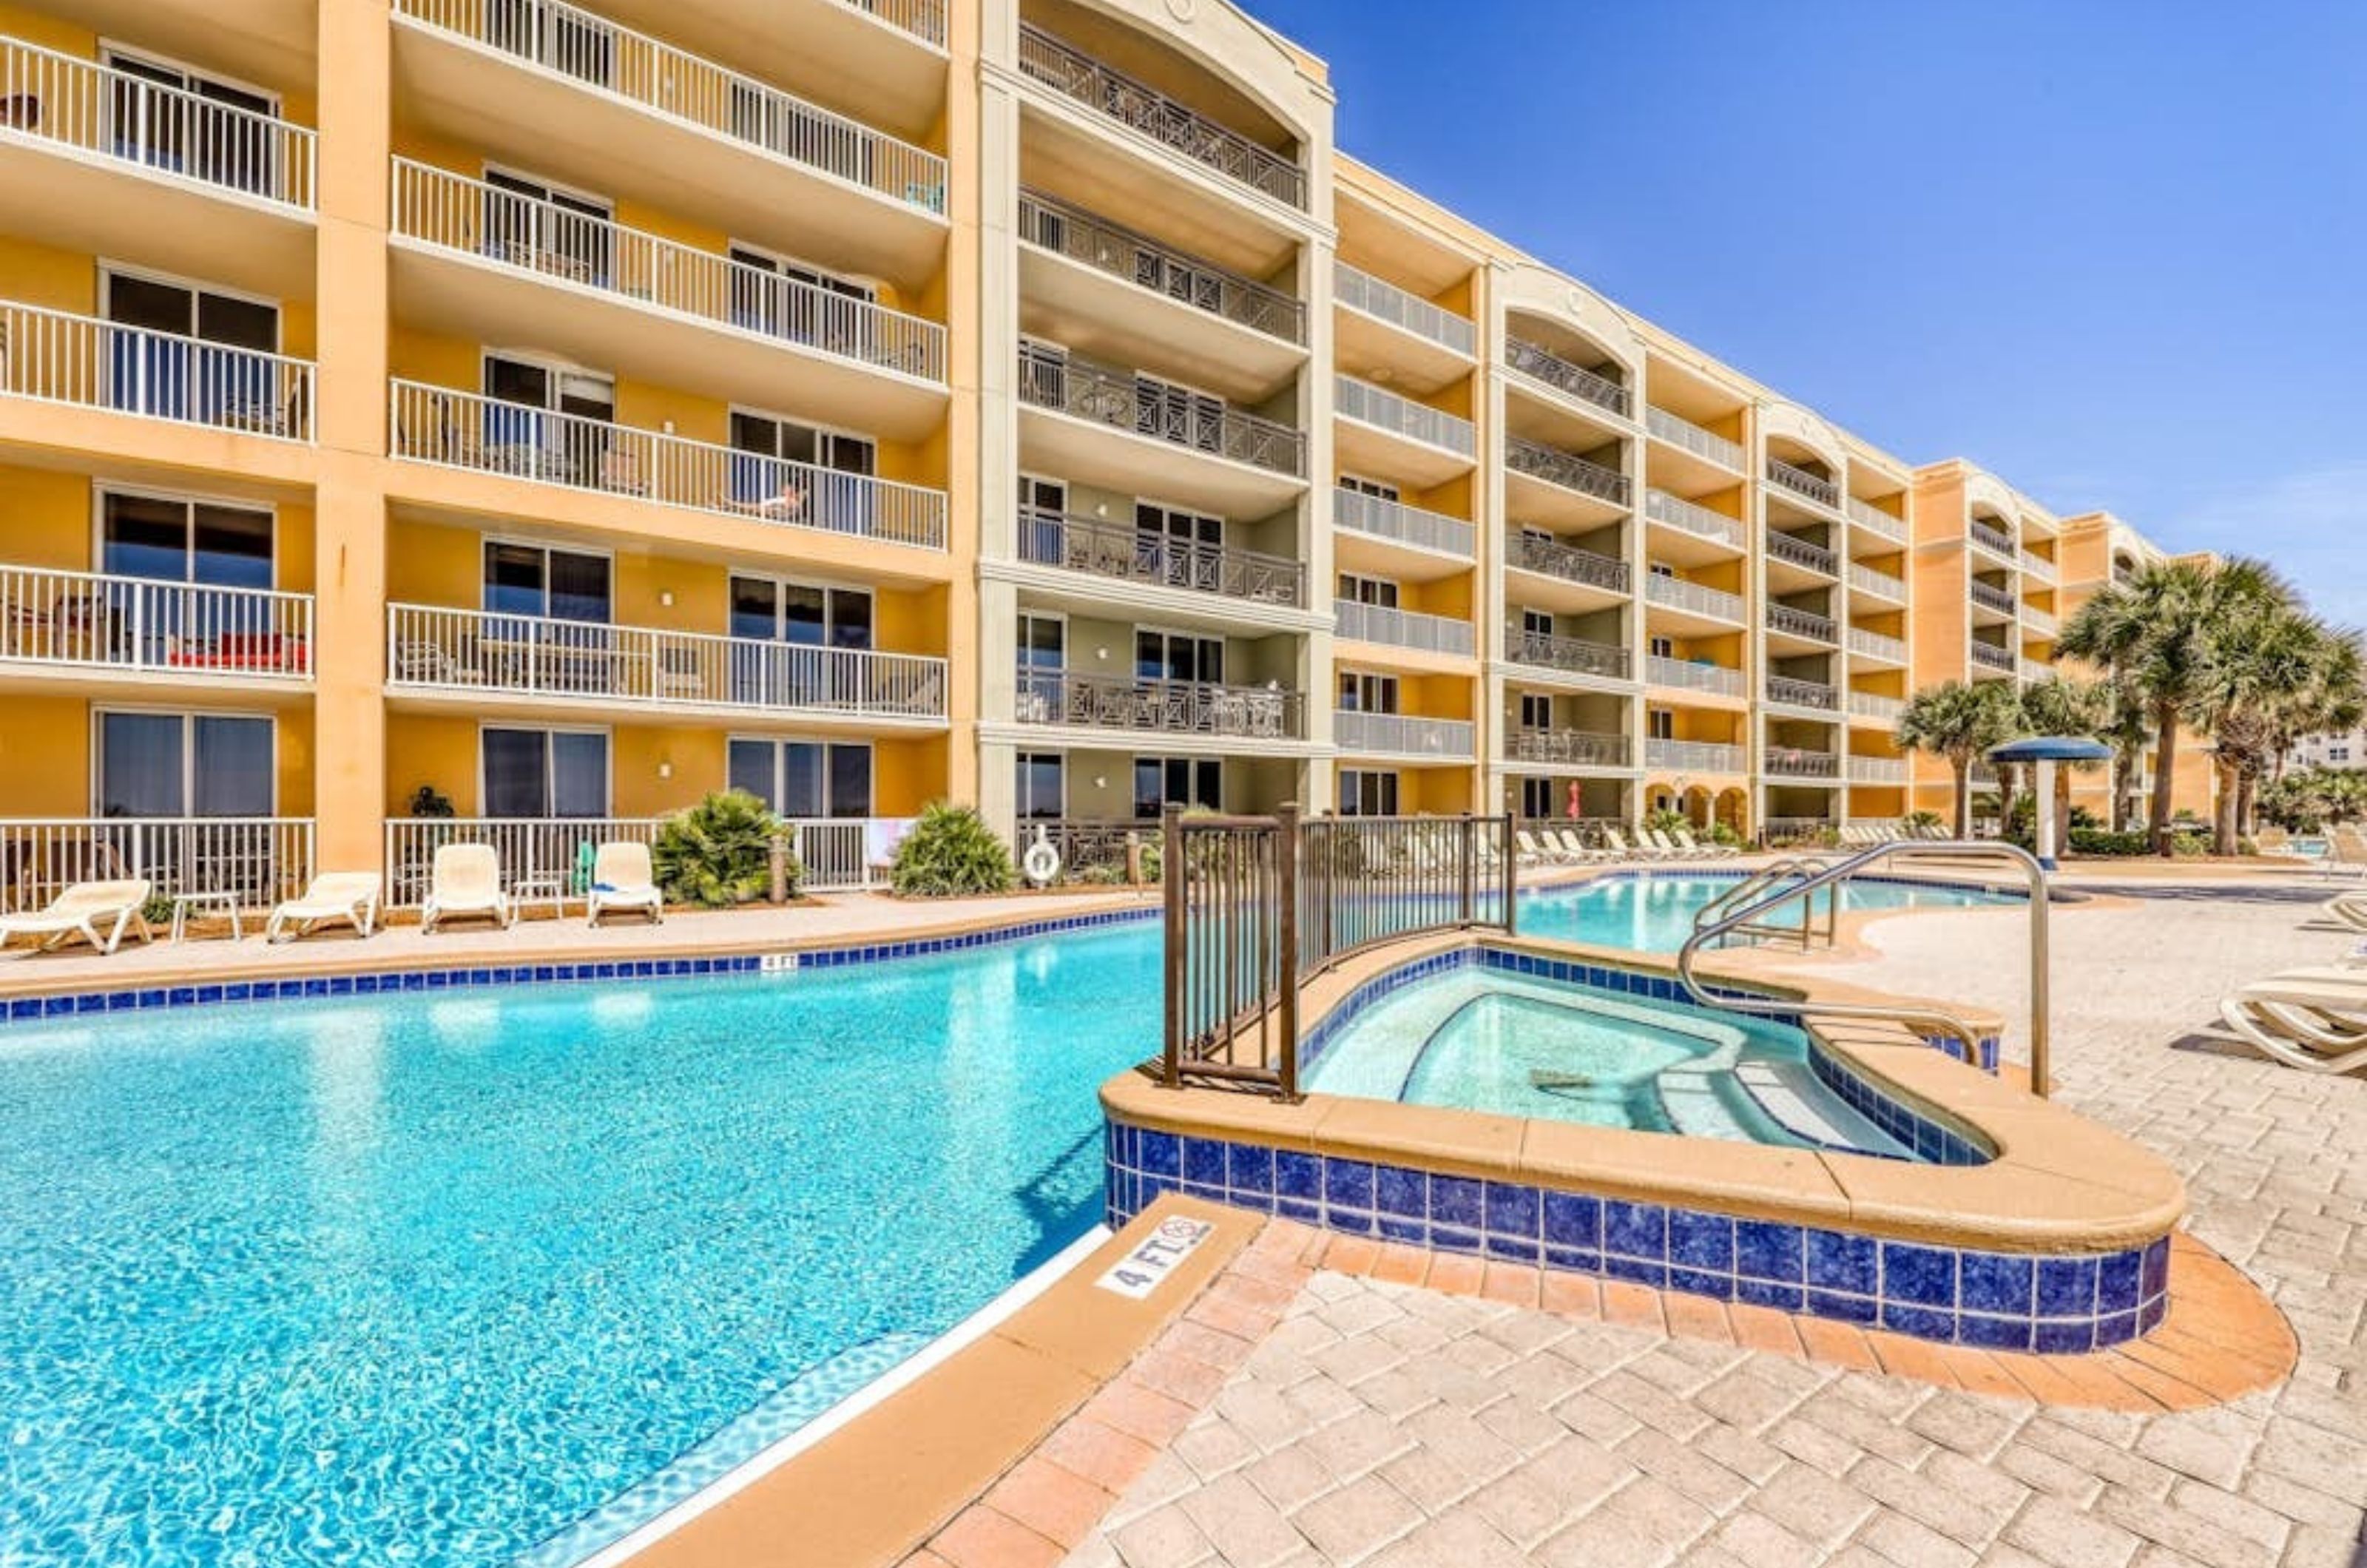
[2325,891,2367,933]
[421,844,514,933]
[1675,828,1738,859]
[1515,829,1563,866]
[0,879,153,955]
[1552,828,1606,865]
[1647,829,1704,861]
[2217,970,2367,1074]
[266,872,382,943]
[586,841,664,927]
[2325,827,2367,879]
[1599,828,1654,862]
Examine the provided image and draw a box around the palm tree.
[1896,680,2019,838]
[2019,675,2115,851]
[2059,557,2284,854]
[2192,606,2366,851]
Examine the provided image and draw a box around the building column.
[312,0,394,872]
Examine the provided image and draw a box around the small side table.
[510,875,569,920]
[171,891,243,944]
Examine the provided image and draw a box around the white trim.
[90,704,280,817]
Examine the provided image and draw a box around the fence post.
[1276,802,1300,1103]
[1457,814,1475,927]
[1160,802,1184,1089]
[1500,813,1518,936]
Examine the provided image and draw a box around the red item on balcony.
[165,634,311,674]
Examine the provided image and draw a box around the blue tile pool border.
[0,906,1160,1027]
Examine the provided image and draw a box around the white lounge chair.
[1600,828,1661,862]
[2324,891,2367,933]
[421,844,514,933]
[1675,828,1737,859]
[2218,970,2367,1074]
[0,879,153,955]
[2326,828,2367,879]
[266,873,382,943]
[1644,829,1692,860]
[1550,828,1603,865]
[1515,829,1563,866]
[586,841,665,926]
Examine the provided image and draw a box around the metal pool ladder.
[1675,841,2056,1096]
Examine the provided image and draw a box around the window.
[1648,709,1674,741]
[1337,672,1398,714]
[1340,769,1399,817]
[1521,609,1554,638]
[1648,562,1676,579]
[728,576,872,650]
[101,269,279,425]
[728,409,877,527]
[1019,338,1069,408]
[482,728,609,818]
[1136,629,1223,686]
[729,739,872,820]
[1017,614,1066,719]
[1338,474,1399,503]
[727,243,875,345]
[1336,573,1399,609]
[1133,757,1220,818]
[1018,475,1069,565]
[484,541,611,623]
[1519,777,1559,820]
[1519,693,1553,730]
[482,168,612,282]
[1648,635,1675,660]
[1136,501,1224,590]
[101,491,272,588]
[104,49,279,194]
[1016,752,1066,820]
[481,354,613,480]
[97,710,271,817]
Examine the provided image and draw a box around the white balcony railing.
[839,0,945,46]
[1644,406,1743,471]
[1765,531,1838,576]
[1971,641,2016,672]
[1847,562,1905,601]
[2022,550,2058,584]
[1505,729,1631,768]
[1765,747,1840,780]
[0,565,313,679]
[388,382,948,549]
[1848,690,1905,724]
[1645,572,1745,624]
[1335,375,1475,457]
[394,0,946,214]
[386,603,947,720]
[1335,600,1474,658]
[1970,579,2019,615]
[394,160,945,382]
[1643,488,1744,550]
[1331,261,1475,356]
[0,35,316,209]
[1645,655,1745,697]
[1847,756,1909,784]
[1846,495,1908,541]
[1332,487,1474,559]
[0,817,312,913]
[2023,605,2059,638]
[382,814,893,905]
[0,300,314,440]
[1645,738,1744,774]
[1765,458,1841,510]
[1332,709,1475,760]
[1847,627,1907,664]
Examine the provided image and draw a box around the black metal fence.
[1161,807,1516,1099]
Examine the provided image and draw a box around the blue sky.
[1246,0,2367,626]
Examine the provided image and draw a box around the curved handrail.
[1676,840,2055,1095]
[1692,854,1829,932]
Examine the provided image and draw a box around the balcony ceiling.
[1503,384,1628,450]
[1641,436,1741,498]
[1019,104,1302,280]
[1505,469,1627,532]
[1333,417,1473,493]
[1332,309,1470,399]
[590,0,948,141]
[1331,529,1472,587]
[37,0,314,88]
[0,141,314,300]
[1016,404,1306,518]
[1335,200,1476,300]
[1640,352,1749,424]
[1017,246,1303,406]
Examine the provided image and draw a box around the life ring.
[1022,833,1062,888]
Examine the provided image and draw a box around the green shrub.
[1903,809,1943,832]
[1643,808,1691,836]
[1706,821,1743,848]
[891,802,1016,896]
[2067,827,2151,856]
[652,790,793,908]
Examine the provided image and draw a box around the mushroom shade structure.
[1990,737,2114,870]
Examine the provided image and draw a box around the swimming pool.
[1522,872,2018,951]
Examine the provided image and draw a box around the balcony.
[391,0,946,287]
[1644,406,1743,473]
[391,160,945,436]
[1644,655,1745,699]
[1764,459,1840,510]
[1017,508,1303,609]
[2024,605,2059,638]
[1970,579,2018,616]
[2022,549,2058,584]
[1847,627,1908,665]
[388,382,948,549]
[1508,533,1630,598]
[1504,624,1631,683]
[1014,667,1306,741]
[1643,489,1744,553]
[1765,747,1840,780]
[1505,729,1631,769]
[388,604,945,725]
[1766,604,1838,644]
[0,300,314,443]
[1337,600,1475,658]
[1332,487,1474,561]
[1016,347,1304,513]
[0,565,313,686]
[1970,641,2016,674]
[1018,188,1303,365]
[1335,375,1475,486]
[1847,756,1909,785]
[1765,531,1838,577]
[1766,674,1839,712]
[1968,519,2017,558]
[1504,337,1630,422]
[1334,710,1475,760]
[0,817,312,914]
[1015,24,1304,211]
[1645,572,1745,626]
[1847,561,1905,601]
[1645,738,1744,774]
[1848,690,1904,724]
[1505,436,1630,524]
[1333,260,1474,365]
[1845,495,1908,543]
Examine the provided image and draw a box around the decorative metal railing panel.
[1766,674,1840,710]
[1765,747,1840,779]
[1019,188,1303,344]
[1504,624,1631,681]
[1765,530,1838,575]
[1013,667,1305,739]
[1016,348,1305,476]
[1505,729,1630,767]
[1505,337,1630,418]
[1506,436,1630,506]
[1766,603,1838,642]
[1016,507,1304,606]
[1765,458,1841,508]
[1509,531,1630,593]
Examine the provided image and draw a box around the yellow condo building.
[0,0,2206,907]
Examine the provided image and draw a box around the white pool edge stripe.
[561,1223,1113,1568]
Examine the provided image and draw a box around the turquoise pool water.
[1521,873,2016,950]
[0,872,2008,1565]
